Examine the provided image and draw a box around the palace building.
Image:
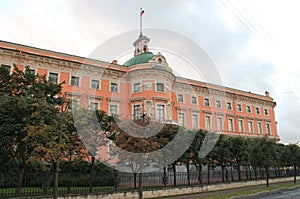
[0,35,279,158]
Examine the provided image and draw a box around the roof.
[124,52,155,67]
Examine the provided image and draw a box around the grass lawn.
[199,182,300,199]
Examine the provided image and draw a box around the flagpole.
[140,7,143,36]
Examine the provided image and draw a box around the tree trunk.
[134,173,137,189]
[186,163,190,186]
[254,166,257,180]
[89,156,95,192]
[237,163,241,181]
[294,165,297,183]
[265,166,269,187]
[198,164,202,184]
[221,164,225,182]
[172,164,177,187]
[207,165,210,184]
[138,173,143,199]
[230,165,234,182]
[53,161,60,199]
[163,166,167,187]
[15,167,25,197]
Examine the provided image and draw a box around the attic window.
[158,58,162,64]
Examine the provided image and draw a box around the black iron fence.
[0,167,298,198]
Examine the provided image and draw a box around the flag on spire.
[140,9,145,16]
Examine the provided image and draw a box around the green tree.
[0,65,63,196]
[281,144,300,183]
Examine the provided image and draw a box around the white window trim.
[88,100,100,110]
[246,105,252,113]
[204,98,210,107]
[257,121,263,134]
[108,103,119,116]
[256,107,261,115]
[90,79,101,90]
[238,119,244,132]
[155,82,166,93]
[191,96,198,105]
[177,93,184,103]
[216,100,222,109]
[69,75,81,87]
[191,113,200,129]
[155,103,166,121]
[132,82,142,93]
[228,117,235,132]
[132,104,142,119]
[248,120,254,133]
[177,110,186,127]
[204,114,212,131]
[217,116,224,130]
[109,82,120,93]
[237,104,243,112]
[143,82,153,91]
[227,102,232,110]
[48,72,60,83]
[266,122,271,135]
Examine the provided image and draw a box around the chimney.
[265,91,270,97]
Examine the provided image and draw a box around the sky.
[1,0,300,143]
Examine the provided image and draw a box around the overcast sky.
[1,0,300,143]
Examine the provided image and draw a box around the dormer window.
[158,58,162,64]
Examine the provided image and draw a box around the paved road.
[256,187,300,199]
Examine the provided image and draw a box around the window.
[217,117,223,130]
[257,122,263,134]
[238,119,244,132]
[89,102,99,110]
[178,112,185,127]
[264,109,269,115]
[70,99,80,109]
[156,83,165,92]
[108,142,118,158]
[266,123,271,135]
[237,104,242,112]
[192,114,199,129]
[204,98,210,106]
[248,121,254,133]
[156,104,165,121]
[29,69,35,74]
[205,115,211,130]
[191,96,197,105]
[91,80,100,89]
[133,105,142,119]
[227,102,232,110]
[49,72,58,83]
[177,94,184,103]
[110,83,118,92]
[70,76,80,86]
[109,104,118,116]
[216,100,222,108]
[228,118,234,132]
[256,107,260,114]
[246,106,251,113]
[133,83,141,93]
[144,82,152,90]
[1,64,11,73]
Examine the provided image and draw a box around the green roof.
[124,52,154,67]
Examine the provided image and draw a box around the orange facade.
[0,38,279,152]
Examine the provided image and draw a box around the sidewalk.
[151,177,297,199]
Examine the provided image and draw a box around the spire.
[133,6,149,56]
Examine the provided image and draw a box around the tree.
[281,144,300,183]
[248,137,277,187]
[0,65,63,196]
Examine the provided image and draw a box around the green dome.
[124,52,154,67]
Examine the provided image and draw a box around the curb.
[227,185,300,199]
